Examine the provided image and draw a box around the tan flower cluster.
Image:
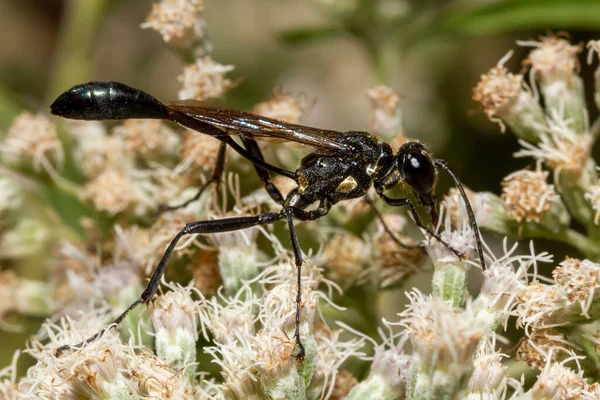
[403,292,485,367]
[177,56,237,100]
[515,329,574,368]
[20,324,200,399]
[367,85,402,136]
[252,89,310,124]
[553,257,600,312]
[472,61,524,130]
[141,0,208,52]
[134,209,199,273]
[514,280,564,331]
[372,232,422,289]
[515,113,592,172]
[113,119,179,158]
[528,362,600,399]
[522,35,582,81]
[2,112,63,173]
[82,169,139,216]
[321,232,370,286]
[501,163,559,223]
[178,129,221,170]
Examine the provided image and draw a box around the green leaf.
[442,0,600,35]
[278,26,345,46]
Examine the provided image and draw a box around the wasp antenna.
[433,159,486,270]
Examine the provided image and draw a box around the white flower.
[178,57,236,100]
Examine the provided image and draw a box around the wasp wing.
[168,100,346,152]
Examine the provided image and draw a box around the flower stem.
[559,229,600,260]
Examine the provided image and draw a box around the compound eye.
[401,151,436,194]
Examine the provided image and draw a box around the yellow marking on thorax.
[298,174,309,193]
[337,176,358,193]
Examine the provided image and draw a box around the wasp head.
[397,142,439,225]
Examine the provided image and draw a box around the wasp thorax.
[398,143,436,195]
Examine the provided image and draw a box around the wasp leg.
[55,211,285,358]
[241,137,285,205]
[285,200,332,361]
[158,141,227,213]
[364,194,425,252]
[377,194,464,260]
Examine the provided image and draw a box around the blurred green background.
[2,0,600,374]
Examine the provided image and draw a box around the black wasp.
[50,81,485,359]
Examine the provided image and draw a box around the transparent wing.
[168,100,347,152]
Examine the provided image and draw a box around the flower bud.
[150,286,199,378]
[472,53,546,142]
[521,36,586,135]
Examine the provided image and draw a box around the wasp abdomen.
[50,81,169,121]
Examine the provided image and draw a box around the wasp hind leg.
[285,200,332,361]
[55,211,285,357]
[158,141,228,213]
